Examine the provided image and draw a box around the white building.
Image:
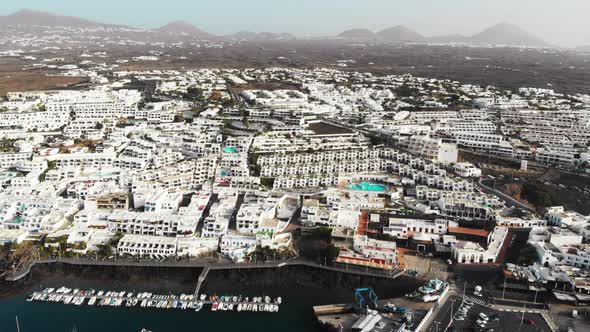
[453,162,482,178]
[117,234,177,258]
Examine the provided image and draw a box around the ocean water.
[0,289,325,332]
[0,265,421,332]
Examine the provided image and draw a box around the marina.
[27,287,282,313]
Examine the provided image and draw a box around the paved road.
[478,180,534,211]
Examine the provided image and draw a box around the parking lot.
[449,302,549,331]
[428,294,552,332]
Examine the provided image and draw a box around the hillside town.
[0,62,589,331]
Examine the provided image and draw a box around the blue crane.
[355,288,378,308]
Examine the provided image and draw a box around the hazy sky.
[2,0,590,46]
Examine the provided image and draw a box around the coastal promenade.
[5,256,405,282]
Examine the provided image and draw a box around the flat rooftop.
[448,227,490,237]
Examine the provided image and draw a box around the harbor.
[0,259,422,332]
[314,279,449,332]
[27,287,282,313]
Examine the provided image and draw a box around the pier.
[194,267,210,295]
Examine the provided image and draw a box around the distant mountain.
[0,10,560,48]
[338,29,376,40]
[0,9,124,28]
[377,25,425,43]
[470,22,548,47]
[231,30,296,41]
[156,20,212,38]
[427,34,470,44]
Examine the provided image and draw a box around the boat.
[422,294,440,302]
[195,302,203,312]
[418,279,444,295]
[384,303,408,314]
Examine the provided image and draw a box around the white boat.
[195,302,203,312]
[422,294,440,302]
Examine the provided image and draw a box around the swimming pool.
[223,147,237,153]
[347,182,386,191]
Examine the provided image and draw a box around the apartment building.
[117,234,177,257]
[453,162,482,178]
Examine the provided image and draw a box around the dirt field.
[0,70,86,96]
[4,39,590,95]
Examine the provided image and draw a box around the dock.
[313,304,353,315]
[194,267,210,295]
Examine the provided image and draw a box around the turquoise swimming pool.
[223,147,237,153]
[347,182,386,191]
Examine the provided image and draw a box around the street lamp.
[433,320,441,332]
